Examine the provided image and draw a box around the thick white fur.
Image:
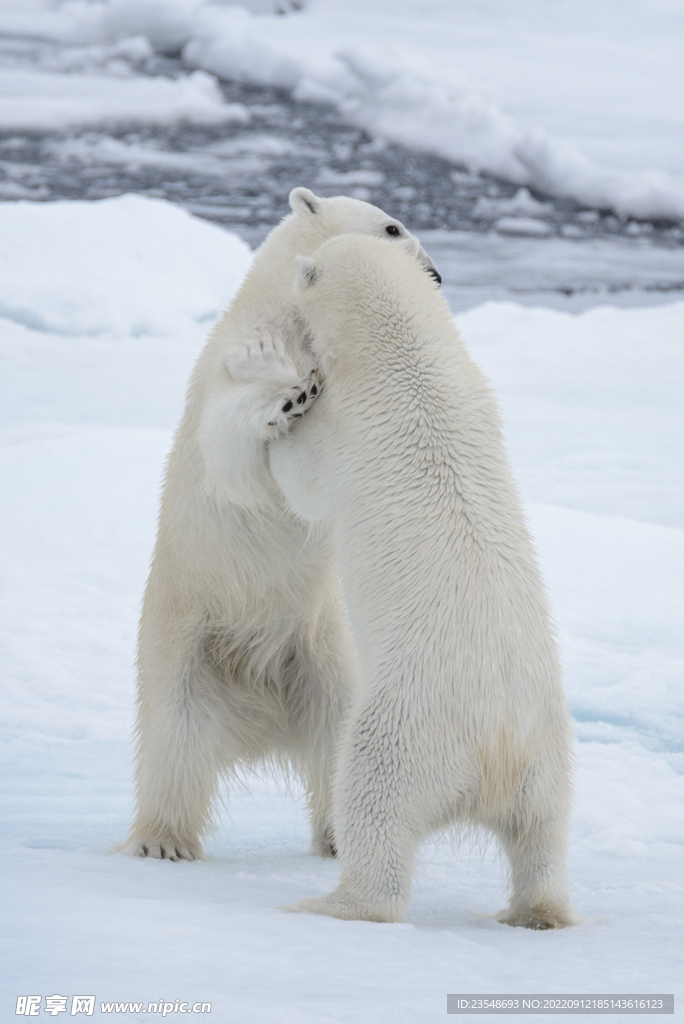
[120,189,439,862]
[269,235,578,928]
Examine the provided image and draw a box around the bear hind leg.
[288,710,428,922]
[120,645,236,862]
[494,799,578,929]
[281,616,356,859]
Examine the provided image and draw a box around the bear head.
[294,233,443,370]
[288,187,441,286]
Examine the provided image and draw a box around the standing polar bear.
[268,234,578,928]
[121,189,440,862]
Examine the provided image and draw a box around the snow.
[0,194,251,336]
[0,66,249,129]
[1,196,682,1019]
[457,301,684,529]
[472,189,554,222]
[492,216,552,237]
[2,0,683,221]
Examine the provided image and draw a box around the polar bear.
[267,234,578,928]
[120,189,440,862]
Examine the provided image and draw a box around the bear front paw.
[226,330,296,382]
[264,368,323,439]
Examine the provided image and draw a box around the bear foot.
[286,890,404,923]
[496,903,579,930]
[119,837,203,862]
[265,368,323,439]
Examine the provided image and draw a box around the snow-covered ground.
[1,0,683,220]
[1,196,682,1020]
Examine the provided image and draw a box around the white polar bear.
[268,234,578,928]
[121,188,440,862]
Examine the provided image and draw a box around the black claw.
[311,385,318,396]
[297,391,307,404]
[141,845,148,857]
[292,413,303,418]
[282,400,293,412]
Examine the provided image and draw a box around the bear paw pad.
[265,368,323,438]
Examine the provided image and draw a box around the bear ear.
[289,187,320,216]
[295,254,317,286]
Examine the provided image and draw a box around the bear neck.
[230,213,334,331]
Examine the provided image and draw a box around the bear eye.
[385,224,401,236]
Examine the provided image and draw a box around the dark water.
[1,66,682,247]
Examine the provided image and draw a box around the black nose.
[427,266,442,286]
